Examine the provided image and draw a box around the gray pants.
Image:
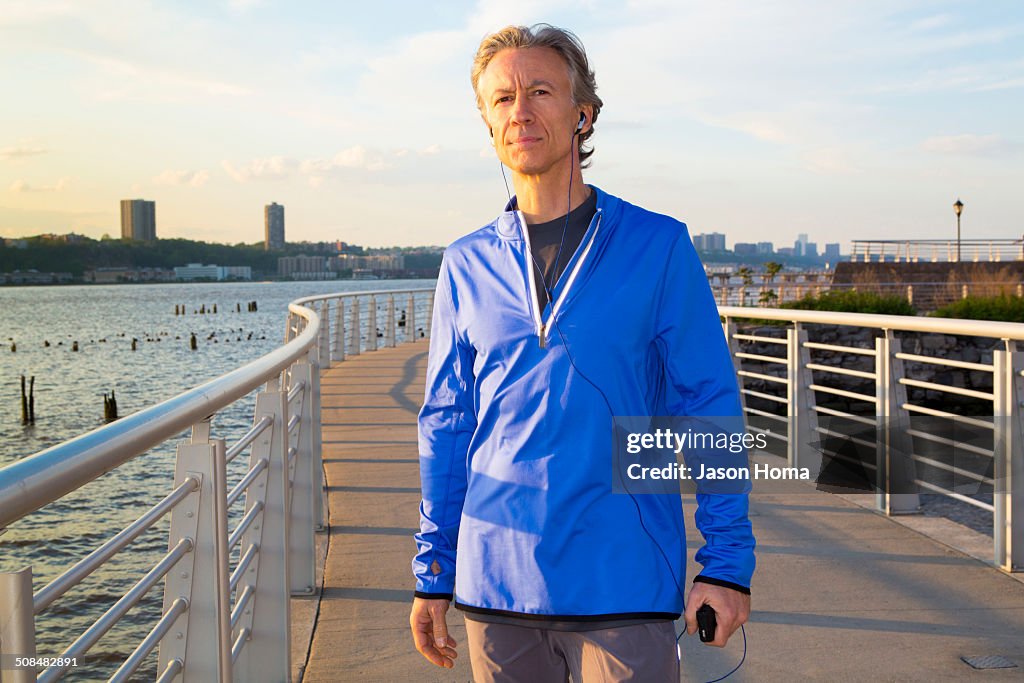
[465,619,679,682]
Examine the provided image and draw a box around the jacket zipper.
[519,208,604,348]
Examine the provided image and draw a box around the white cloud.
[221,157,294,183]
[920,134,1012,156]
[909,14,953,32]
[299,146,394,175]
[418,144,442,156]
[9,177,70,192]
[153,169,210,187]
[0,145,48,161]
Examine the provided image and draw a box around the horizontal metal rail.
[894,352,995,373]
[741,388,788,404]
[228,501,264,552]
[227,458,269,508]
[735,351,787,365]
[803,341,877,356]
[732,333,788,345]
[231,627,251,663]
[915,479,995,512]
[809,384,878,403]
[287,415,301,433]
[287,381,305,403]
[910,453,993,486]
[230,584,255,630]
[34,475,198,614]
[899,378,993,401]
[230,543,259,593]
[806,363,877,380]
[901,403,995,430]
[156,657,183,683]
[905,430,994,458]
[225,415,274,464]
[39,538,193,682]
[109,597,189,683]
[737,369,787,384]
[812,405,877,426]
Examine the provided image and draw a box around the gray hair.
[472,24,603,167]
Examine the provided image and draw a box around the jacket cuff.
[414,590,453,601]
[693,575,751,595]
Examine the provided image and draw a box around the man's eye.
[534,89,548,95]
[496,95,512,104]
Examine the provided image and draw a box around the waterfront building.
[120,199,156,241]
[277,255,335,280]
[173,263,252,281]
[265,202,285,250]
[757,242,774,254]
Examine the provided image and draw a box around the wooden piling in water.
[29,376,34,424]
[21,375,28,425]
[72,341,79,352]
[103,390,118,422]
[190,333,198,351]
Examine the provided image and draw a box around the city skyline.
[1,1,1022,248]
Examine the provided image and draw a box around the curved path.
[302,343,1024,682]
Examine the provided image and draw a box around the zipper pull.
[538,324,547,349]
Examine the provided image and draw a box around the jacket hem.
[455,601,680,622]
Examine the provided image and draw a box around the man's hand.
[410,597,458,668]
[684,582,750,648]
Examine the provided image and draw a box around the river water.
[0,279,433,681]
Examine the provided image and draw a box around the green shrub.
[931,295,1024,323]
[781,290,917,316]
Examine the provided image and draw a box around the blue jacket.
[413,186,755,619]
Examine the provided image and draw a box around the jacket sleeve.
[654,227,756,591]
[412,256,477,599]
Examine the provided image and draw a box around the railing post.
[407,293,416,343]
[385,294,396,348]
[308,341,325,533]
[319,300,331,369]
[334,298,346,362]
[367,294,378,352]
[994,344,1024,571]
[878,331,920,514]
[424,291,433,340]
[0,568,36,683]
[787,324,817,470]
[723,319,746,416]
[287,362,317,595]
[347,297,361,356]
[159,433,232,681]
[232,388,291,682]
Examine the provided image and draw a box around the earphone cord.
[500,126,745,683]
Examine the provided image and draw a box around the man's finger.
[429,603,450,648]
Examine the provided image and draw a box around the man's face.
[477,47,589,178]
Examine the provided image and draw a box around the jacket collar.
[495,185,618,241]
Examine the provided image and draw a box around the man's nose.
[509,93,534,126]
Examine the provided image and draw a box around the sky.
[1,0,1022,250]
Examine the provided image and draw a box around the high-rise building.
[692,232,726,252]
[265,202,285,250]
[824,243,841,259]
[733,242,758,255]
[757,242,774,254]
[120,199,156,241]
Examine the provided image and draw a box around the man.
[409,24,755,681]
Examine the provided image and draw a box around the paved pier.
[302,344,1024,682]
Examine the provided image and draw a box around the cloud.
[920,134,1014,156]
[418,144,442,156]
[908,14,953,32]
[299,145,394,174]
[8,177,70,192]
[221,157,294,183]
[153,169,210,187]
[0,145,48,161]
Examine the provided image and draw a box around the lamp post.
[953,198,963,262]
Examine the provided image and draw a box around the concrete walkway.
[302,343,1024,682]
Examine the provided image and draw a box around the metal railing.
[0,287,433,682]
[721,306,1024,572]
[851,239,1024,263]
[710,280,1024,311]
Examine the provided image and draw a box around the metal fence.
[0,288,433,682]
[850,239,1024,263]
[720,306,1024,572]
